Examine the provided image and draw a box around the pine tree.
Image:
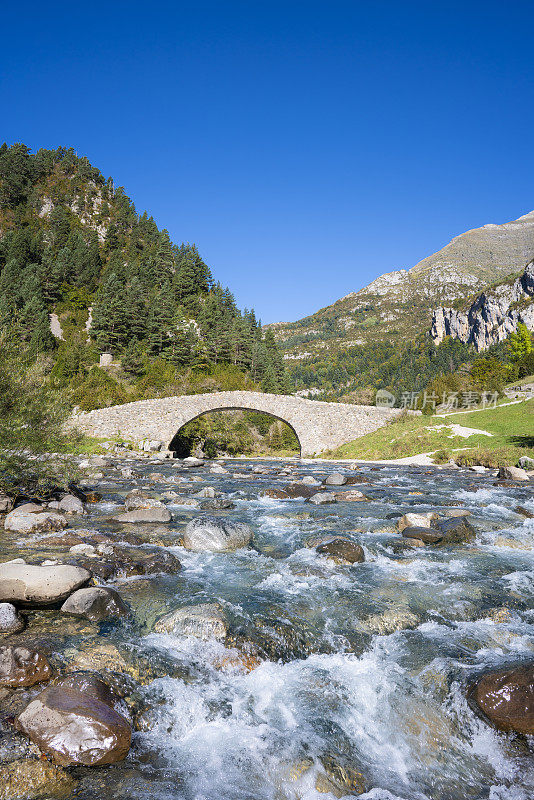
[91,273,129,352]
[29,306,55,353]
[121,339,145,376]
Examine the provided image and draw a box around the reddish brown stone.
[262,489,289,499]
[469,664,534,735]
[316,537,365,564]
[16,684,132,765]
[0,646,52,687]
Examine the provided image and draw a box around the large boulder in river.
[183,516,252,552]
[437,516,476,544]
[0,646,52,687]
[397,512,439,532]
[308,492,337,505]
[285,483,316,499]
[299,476,322,487]
[333,490,368,502]
[324,473,347,486]
[315,537,365,564]
[3,505,67,535]
[154,603,227,640]
[498,465,530,481]
[15,680,132,766]
[57,495,85,515]
[0,562,91,605]
[468,664,534,735]
[61,587,129,622]
[401,526,444,544]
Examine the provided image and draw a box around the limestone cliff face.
[431,261,534,351]
[269,209,534,359]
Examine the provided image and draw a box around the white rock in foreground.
[3,505,68,535]
[0,563,91,605]
[397,512,439,532]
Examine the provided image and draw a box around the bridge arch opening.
[168,407,302,458]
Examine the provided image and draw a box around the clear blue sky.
[2,1,533,322]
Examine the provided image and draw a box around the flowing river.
[3,457,534,799]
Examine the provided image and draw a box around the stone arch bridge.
[71,391,401,456]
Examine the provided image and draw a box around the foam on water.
[70,457,534,799]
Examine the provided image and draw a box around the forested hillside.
[0,143,288,409]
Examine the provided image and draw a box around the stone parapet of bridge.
[69,391,402,456]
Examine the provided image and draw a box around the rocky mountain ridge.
[431,260,534,351]
[270,209,534,360]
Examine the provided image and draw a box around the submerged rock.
[361,609,419,635]
[200,498,236,510]
[69,545,181,580]
[0,758,75,800]
[154,602,227,640]
[468,663,534,735]
[183,516,252,552]
[515,505,534,518]
[285,483,316,499]
[243,616,312,662]
[0,646,52,687]
[0,562,91,605]
[262,488,289,499]
[167,495,201,507]
[61,587,129,622]
[15,682,132,766]
[112,505,171,523]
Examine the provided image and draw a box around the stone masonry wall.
[69,391,402,456]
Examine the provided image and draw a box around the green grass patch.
[327,400,533,464]
[63,434,111,455]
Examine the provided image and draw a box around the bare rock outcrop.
[431,260,534,351]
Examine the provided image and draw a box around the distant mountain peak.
[269,208,534,365]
